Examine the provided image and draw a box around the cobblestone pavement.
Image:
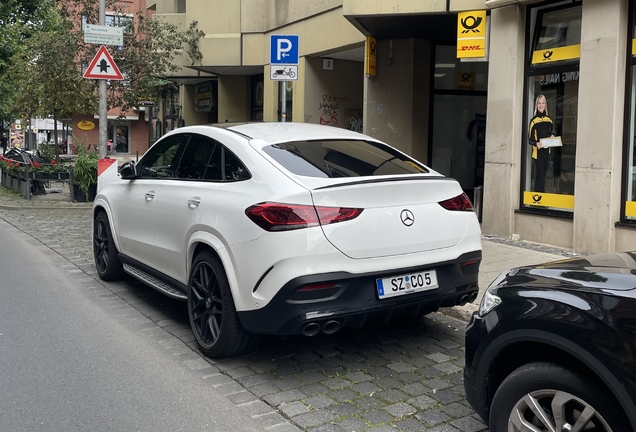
[0,204,490,432]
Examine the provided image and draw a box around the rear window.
[262,140,429,178]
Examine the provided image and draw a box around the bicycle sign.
[270,65,298,81]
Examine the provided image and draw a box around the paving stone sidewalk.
[0,189,580,431]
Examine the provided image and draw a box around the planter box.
[72,183,97,202]
[1,171,28,196]
[32,172,70,180]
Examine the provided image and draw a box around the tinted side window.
[224,150,250,181]
[262,140,429,178]
[175,135,217,180]
[203,145,222,181]
[138,135,188,179]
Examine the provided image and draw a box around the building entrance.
[430,45,488,204]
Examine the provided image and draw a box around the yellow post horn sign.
[457,11,487,59]
[365,36,377,77]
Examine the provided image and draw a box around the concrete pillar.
[292,57,307,123]
[218,76,250,123]
[573,0,628,254]
[481,5,526,238]
[364,38,431,159]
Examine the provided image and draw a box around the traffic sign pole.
[98,0,107,159]
[280,82,286,123]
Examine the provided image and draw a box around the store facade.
[483,0,636,254]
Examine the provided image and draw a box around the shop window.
[623,4,636,221]
[521,2,581,213]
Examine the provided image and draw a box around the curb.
[0,203,92,211]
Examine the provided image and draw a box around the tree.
[6,0,198,155]
[59,0,191,112]
[7,15,98,150]
[0,0,58,130]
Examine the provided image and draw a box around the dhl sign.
[457,11,487,59]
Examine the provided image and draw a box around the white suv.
[93,123,482,358]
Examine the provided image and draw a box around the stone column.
[573,0,628,254]
[482,5,526,238]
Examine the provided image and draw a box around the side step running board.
[123,264,187,300]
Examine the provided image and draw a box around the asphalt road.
[0,220,265,432]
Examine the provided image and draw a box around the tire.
[490,362,630,432]
[93,211,124,281]
[187,250,259,358]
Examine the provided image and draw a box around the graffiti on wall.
[345,110,363,133]
[318,94,349,126]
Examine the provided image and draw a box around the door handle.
[188,198,201,208]
[145,191,155,201]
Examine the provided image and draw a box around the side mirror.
[120,161,136,179]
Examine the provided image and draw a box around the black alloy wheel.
[93,212,124,281]
[187,250,259,358]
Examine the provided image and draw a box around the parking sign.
[270,35,299,65]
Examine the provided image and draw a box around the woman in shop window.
[528,94,554,193]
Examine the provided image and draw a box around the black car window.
[224,149,250,181]
[137,135,188,179]
[262,140,429,178]
[175,135,218,180]
[203,145,222,181]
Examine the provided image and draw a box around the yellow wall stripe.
[523,191,574,210]
[532,45,580,65]
[626,201,636,217]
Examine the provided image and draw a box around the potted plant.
[71,142,98,202]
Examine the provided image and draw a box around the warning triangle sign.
[83,45,124,80]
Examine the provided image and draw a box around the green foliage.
[58,0,189,114]
[37,143,58,162]
[0,0,59,125]
[72,138,98,199]
[185,21,205,66]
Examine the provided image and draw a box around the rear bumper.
[237,250,481,335]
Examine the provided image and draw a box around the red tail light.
[245,202,363,231]
[439,193,474,211]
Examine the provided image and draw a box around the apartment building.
[151,0,636,255]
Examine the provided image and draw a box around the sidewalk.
[0,185,579,321]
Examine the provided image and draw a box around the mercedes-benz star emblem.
[400,209,415,227]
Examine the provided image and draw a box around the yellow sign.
[457,11,487,59]
[531,45,580,65]
[632,39,636,56]
[77,120,96,131]
[523,191,574,210]
[365,36,377,77]
[457,72,475,90]
[626,201,636,217]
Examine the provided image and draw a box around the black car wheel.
[93,212,124,281]
[187,250,259,358]
[490,362,629,432]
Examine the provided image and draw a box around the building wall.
[218,76,251,122]
[301,58,364,130]
[241,0,343,33]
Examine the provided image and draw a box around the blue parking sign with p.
[270,35,299,65]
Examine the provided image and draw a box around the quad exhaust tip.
[457,291,479,306]
[301,320,342,336]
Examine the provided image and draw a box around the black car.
[464,252,636,432]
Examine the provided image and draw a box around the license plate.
[376,270,439,300]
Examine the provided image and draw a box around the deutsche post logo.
[532,194,543,204]
[461,73,472,82]
[543,50,554,61]
[461,15,483,34]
